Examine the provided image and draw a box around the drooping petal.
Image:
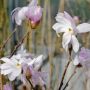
[77,23,90,33]
[62,33,71,51]
[11,7,21,23]
[73,55,79,65]
[15,7,28,25]
[71,35,79,52]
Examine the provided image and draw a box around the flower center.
[16,63,21,68]
[68,28,74,34]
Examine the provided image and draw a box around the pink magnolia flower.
[3,83,12,90]
[52,11,90,52]
[73,48,90,68]
[11,0,42,26]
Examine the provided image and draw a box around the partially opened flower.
[73,48,90,68]
[3,83,12,90]
[52,11,90,52]
[21,65,46,87]
[11,0,42,28]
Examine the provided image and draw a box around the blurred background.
[0,0,90,90]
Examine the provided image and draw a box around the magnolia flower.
[3,83,12,90]
[0,54,43,81]
[73,48,90,68]
[11,0,42,27]
[52,11,90,52]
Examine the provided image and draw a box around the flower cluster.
[0,45,46,87]
[11,0,42,28]
[52,11,90,52]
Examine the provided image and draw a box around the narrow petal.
[0,58,13,65]
[0,63,11,69]
[64,11,77,31]
[71,35,79,52]
[52,23,66,33]
[77,23,90,33]
[73,55,79,65]
[62,33,71,51]
[33,55,43,70]
[55,13,71,26]
[1,68,13,75]
[11,7,21,22]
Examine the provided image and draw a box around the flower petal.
[64,11,77,31]
[8,73,16,81]
[55,13,71,26]
[73,55,79,65]
[71,35,79,52]
[52,23,66,33]
[62,33,71,51]
[0,63,11,70]
[1,68,13,75]
[8,68,21,81]
[77,23,90,33]
[28,0,38,7]
[0,58,13,65]
[15,7,28,25]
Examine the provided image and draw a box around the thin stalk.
[63,67,77,90]
[0,27,17,52]
[9,31,30,58]
[26,78,34,90]
[58,59,71,90]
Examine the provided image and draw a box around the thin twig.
[0,27,17,52]
[9,31,29,58]
[63,67,77,90]
[26,77,34,90]
[58,60,71,90]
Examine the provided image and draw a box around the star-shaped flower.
[52,11,90,52]
[11,0,42,26]
[0,54,43,81]
[73,47,90,68]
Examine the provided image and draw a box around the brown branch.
[0,27,17,52]
[9,31,30,58]
[26,77,34,90]
[63,67,77,90]
[58,60,71,90]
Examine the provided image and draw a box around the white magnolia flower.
[52,11,90,52]
[0,54,43,81]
